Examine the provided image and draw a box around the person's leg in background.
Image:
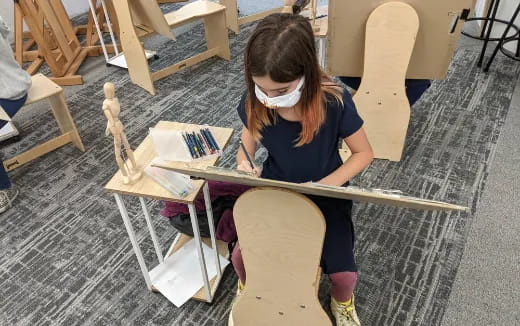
[338,76,432,106]
[0,95,28,213]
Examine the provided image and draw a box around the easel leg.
[47,92,85,152]
[204,12,231,61]
[15,3,24,66]
[114,194,153,291]
[187,203,212,302]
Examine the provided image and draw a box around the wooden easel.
[231,188,331,326]
[111,0,231,95]
[14,0,90,86]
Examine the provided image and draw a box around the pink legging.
[231,244,358,302]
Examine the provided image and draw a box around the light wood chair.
[3,74,85,172]
[112,0,231,95]
[230,187,331,326]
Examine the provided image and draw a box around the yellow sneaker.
[330,295,361,326]
[228,281,244,326]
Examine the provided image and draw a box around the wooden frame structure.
[111,0,230,95]
[3,74,85,172]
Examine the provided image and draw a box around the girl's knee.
[231,244,243,267]
[329,271,358,287]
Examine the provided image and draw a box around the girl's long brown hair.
[244,13,342,146]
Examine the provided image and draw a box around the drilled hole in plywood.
[366,91,370,94]
[256,296,262,300]
[378,102,382,105]
[279,312,284,316]
[393,93,397,95]
[300,304,306,309]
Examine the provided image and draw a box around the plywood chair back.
[231,187,331,326]
[352,2,419,161]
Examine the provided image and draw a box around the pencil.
[239,141,255,170]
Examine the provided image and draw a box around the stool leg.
[516,36,520,58]
[480,0,497,38]
[484,3,520,72]
[204,12,231,61]
[478,0,501,67]
[47,92,85,152]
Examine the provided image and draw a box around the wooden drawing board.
[327,0,476,79]
[150,165,469,212]
[353,2,419,161]
[231,188,331,326]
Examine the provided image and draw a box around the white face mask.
[254,77,305,109]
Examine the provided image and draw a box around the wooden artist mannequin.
[102,82,141,184]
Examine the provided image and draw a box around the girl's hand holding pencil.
[237,160,261,177]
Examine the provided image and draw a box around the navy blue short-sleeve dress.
[237,89,363,274]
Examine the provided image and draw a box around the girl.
[231,13,373,326]
[0,15,31,213]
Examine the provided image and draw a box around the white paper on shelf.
[149,239,229,307]
[149,128,192,162]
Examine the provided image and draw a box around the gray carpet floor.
[1,3,520,326]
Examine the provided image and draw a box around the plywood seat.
[164,0,226,28]
[3,74,85,172]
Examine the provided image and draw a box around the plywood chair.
[112,0,231,95]
[230,187,331,326]
[352,2,419,161]
[3,74,85,172]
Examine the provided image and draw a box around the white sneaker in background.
[0,187,19,214]
[0,122,19,142]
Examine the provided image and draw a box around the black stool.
[483,1,520,71]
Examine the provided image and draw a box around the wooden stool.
[3,74,85,172]
[112,0,231,95]
[230,187,331,326]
